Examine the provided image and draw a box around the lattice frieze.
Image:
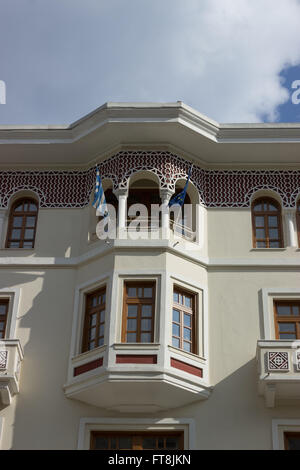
[0,151,299,208]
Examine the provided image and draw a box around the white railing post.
[285,209,297,248]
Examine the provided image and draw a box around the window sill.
[113,342,160,350]
[168,345,206,364]
[250,248,286,252]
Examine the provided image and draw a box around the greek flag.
[93,168,108,217]
[168,165,193,207]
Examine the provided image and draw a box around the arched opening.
[251,196,283,248]
[127,173,161,229]
[170,179,199,241]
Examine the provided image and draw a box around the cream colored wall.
[207,208,300,258]
[0,203,300,449]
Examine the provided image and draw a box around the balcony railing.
[257,340,300,407]
[0,339,23,406]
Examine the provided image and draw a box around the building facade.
[0,102,300,450]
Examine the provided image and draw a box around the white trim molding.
[260,288,300,340]
[77,417,196,450]
[272,419,300,450]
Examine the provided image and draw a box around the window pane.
[256,241,267,248]
[269,204,277,211]
[184,328,191,341]
[23,241,33,248]
[292,305,300,316]
[269,229,279,239]
[141,333,152,342]
[268,216,278,227]
[183,341,191,352]
[279,323,296,332]
[184,314,191,327]
[173,292,179,303]
[172,337,180,348]
[13,216,23,227]
[143,438,156,449]
[255,216,264,226]
[166,438,179,450]
[172,324,180,337]
[98,337,104,347]
[100,310,105,323]
[89,328,96,340]
[277,305,291,316]
[99,324,104,337]
[94,437,108,450]
[14,203,23,212]
[126,333,137,342]
[29,203,37,211]
[173,309,180,323]
[127,305,138,316]
[184,296,191,308]
[144,288,153,298]
[285,435,300,450]
[119,437,132,449]
[24,229,34,239]
[254,203,262,211]
[0,305,7,315]
[88,340,96,350]
[0,321,4,330]
[127,318,137,330]
[141,319,152,331]
[127,287,136,297]
[11,229,21,240]
[269,241,280,248]
[25,216,36,227]
[138,287,143,297]
[90,314,97,327]
[110,438,117,450]
[256,229,265,239]
[279,333,296,339]
[141,305,152,317]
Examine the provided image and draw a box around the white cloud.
[0,0,300,123]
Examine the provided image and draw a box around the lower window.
[91,431,184,450]
[284,432,300,450]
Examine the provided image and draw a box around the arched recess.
[127,171,161,227]
[88,178,117,242]
[170,178,200,235]
[251,193,284,248]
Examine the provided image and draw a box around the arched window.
[251,197,283,248]
[6,198,38,248]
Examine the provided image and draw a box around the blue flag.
[93,168,108,217]
[168,166,193,207]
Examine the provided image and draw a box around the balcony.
[257,340,300,407]
[0,339,23,406]
[64,343,211,412]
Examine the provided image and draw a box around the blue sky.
[0,0,300,125]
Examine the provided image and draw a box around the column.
[114,188,128,239]
[285,209,297,247]
[160,188,173,240]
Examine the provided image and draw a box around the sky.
[0,0,300,125]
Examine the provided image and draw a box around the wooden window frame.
[284,432,300,450]
[251,197,283,248]
[90,431,184,450]
[172,286,197,354]
[0,299,9,339]
[82,287,106,353]
[121,281,156,344]
[274,300,300,340]
[6,197,39,249]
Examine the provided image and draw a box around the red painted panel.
[73,357,103,377]
[171,357,202,377]
[116,354,157,364]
